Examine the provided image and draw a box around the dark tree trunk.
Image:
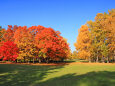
[24,57,25,63]
[28,58,30,64]
[46,57,49,63]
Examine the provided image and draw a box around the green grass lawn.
[0,63,115,86]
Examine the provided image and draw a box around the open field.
[0,62,115,86]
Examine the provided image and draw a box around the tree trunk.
[88,57,91,63]
[46,59,49,63]
[107,56,109,63]
[33,58,34,63]
[38,58,41,63]
[96,50,99,63]
[24,57,25,63]
[96,55,99,63]
[61,58,64,62]
[15,59,17,63]
[113,56,115,63]
[30,58,32,62]
[102,56,105,63]
[113,50,115,62]
[28,59,30,64]
[46,58,49,63]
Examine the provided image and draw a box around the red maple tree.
[0,41,19,61]
[35,27,70,62]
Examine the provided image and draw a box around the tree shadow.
[38,71,115,86]
[0,64,64,86]
[64,60,76,63]
[0,64,115,86]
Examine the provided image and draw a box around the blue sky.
[0,0,115,52]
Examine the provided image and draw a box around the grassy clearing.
[0,63,115,86]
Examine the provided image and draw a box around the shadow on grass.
[65,59,89,63]
[0,64,64,86]
[64,60,76,63]
[0,64,115,86]
[38,71,115,86]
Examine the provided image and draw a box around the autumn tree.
[74,9,115,63]
[3,25,14,42]
[35,27,70,63]
[87,9,115,62]
[0,41,19,61]
[0,26,2,46]
[74,25,91,62]
[87,20,103,62]
[102,9,115,62]
[0,26,2,40]
[0,26,6,46]
[14,26,37,63]
[0,25,70,63]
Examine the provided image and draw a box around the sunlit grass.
[0,63,115,86]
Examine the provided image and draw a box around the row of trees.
[0,9,114,63]
[74,9,115,63]
[0,25,70,63]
